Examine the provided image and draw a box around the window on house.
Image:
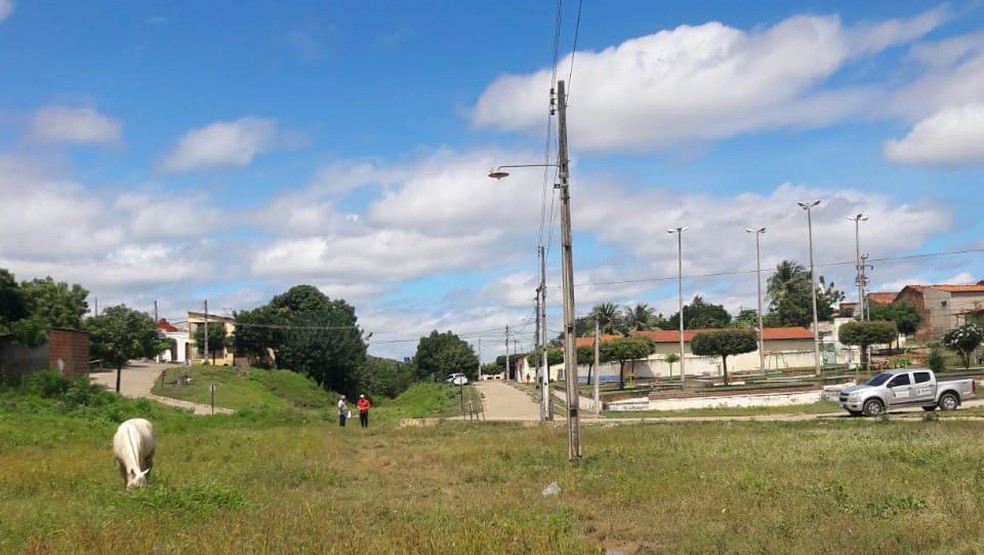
[941,301,948,307]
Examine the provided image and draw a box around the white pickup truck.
[839,368,977,417]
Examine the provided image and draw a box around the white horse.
[112,418,155,490]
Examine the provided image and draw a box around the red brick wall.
[47,328,90,379]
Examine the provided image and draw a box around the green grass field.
[4,372,984,554]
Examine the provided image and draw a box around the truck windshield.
[866,372,893,386]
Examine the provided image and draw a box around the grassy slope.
[4,385,984,554]
[150,366,332,412]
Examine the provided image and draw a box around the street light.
[847,213,868,321]
[746,227,767,371]
[797,199,822,376]
[667,226,687,384]
[488,164,557,180]
[488,80,580,460]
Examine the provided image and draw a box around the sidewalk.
[473,381,542,421]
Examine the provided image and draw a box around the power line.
[566,0,584,98]
[547,247,984,289]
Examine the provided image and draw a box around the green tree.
[665,352,680,379]
[600,336,655,389]
[624,303,663,331]
[576,342,613,385]
[527,347,564,368]
[667,295,732,330]
[732,309,759,330]
[868,301,922,347]
[85,305,165,393]
[414,330,480,381]
[233,285,368,395]
[0,268,28,332]
[690,329,758,386]
[838,321,898,369]
[355,356,413,399]
[766,260,843,326]
[20,276,89,329]
[588,302,626,335]
[942,323,984,369]
[194,322,228,364]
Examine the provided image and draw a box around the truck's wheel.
[862,399,884,417]
[922,406,937,412]
[938,393,959,411]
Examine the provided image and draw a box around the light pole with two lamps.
[746,227,767,371]
[797,199,823,376]
[667,226,687,384]
[848,213,868,320]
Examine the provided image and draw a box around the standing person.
[357,394,371,428]
[337,395,348,428]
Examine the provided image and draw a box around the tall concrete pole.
[849,213,867,321]
[594,319,601,415]
[538,245,551,420]
[203,299,209,365]
[557,80,581,460]
[799,200,822,376]
[668,227,687,384]
[747,227,767,371]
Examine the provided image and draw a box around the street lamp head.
[488,167,509,180]
[797,199,821,209]
[745,227,766,234]
[666,226,688,234]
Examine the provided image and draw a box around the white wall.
[160,331,190,363]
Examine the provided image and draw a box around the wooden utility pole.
[504,325,510,380]
[557,80,581,460]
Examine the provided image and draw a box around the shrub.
[25,371,72,398]
[927,348,946,372]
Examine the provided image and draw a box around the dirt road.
[89,361,233,415]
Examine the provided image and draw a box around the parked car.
[839,368,977,417]
[446,373,468,386]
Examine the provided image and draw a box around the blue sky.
[2,1,984,361]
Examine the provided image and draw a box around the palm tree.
[767,260,809,310]
[624,303,657,331]
[589,302,622,335]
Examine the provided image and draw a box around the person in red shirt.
[357,394,371,428]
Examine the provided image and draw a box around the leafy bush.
[927,348,946,372]
[942,324,984,369]
[25,370,72,398]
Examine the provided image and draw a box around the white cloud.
[0,0,13,23]
[0,154,218,293]
[848,7,951,55]
[473,10,942,152]
[30,106,122,145]
[367,149,543,234]
[251,229,504,282]
[115,192,225,239]
[159,117,279,173]
[571,179,951,293]
[884,104,984,166]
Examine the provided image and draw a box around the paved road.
[89,361,233,415]
[467,380,984,424]
[474,381,543,421]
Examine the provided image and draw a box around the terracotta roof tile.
[866,292,899,304]
[156,320,179,332]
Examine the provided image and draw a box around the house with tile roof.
[895,283,984,341]
[563,327,819,381]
